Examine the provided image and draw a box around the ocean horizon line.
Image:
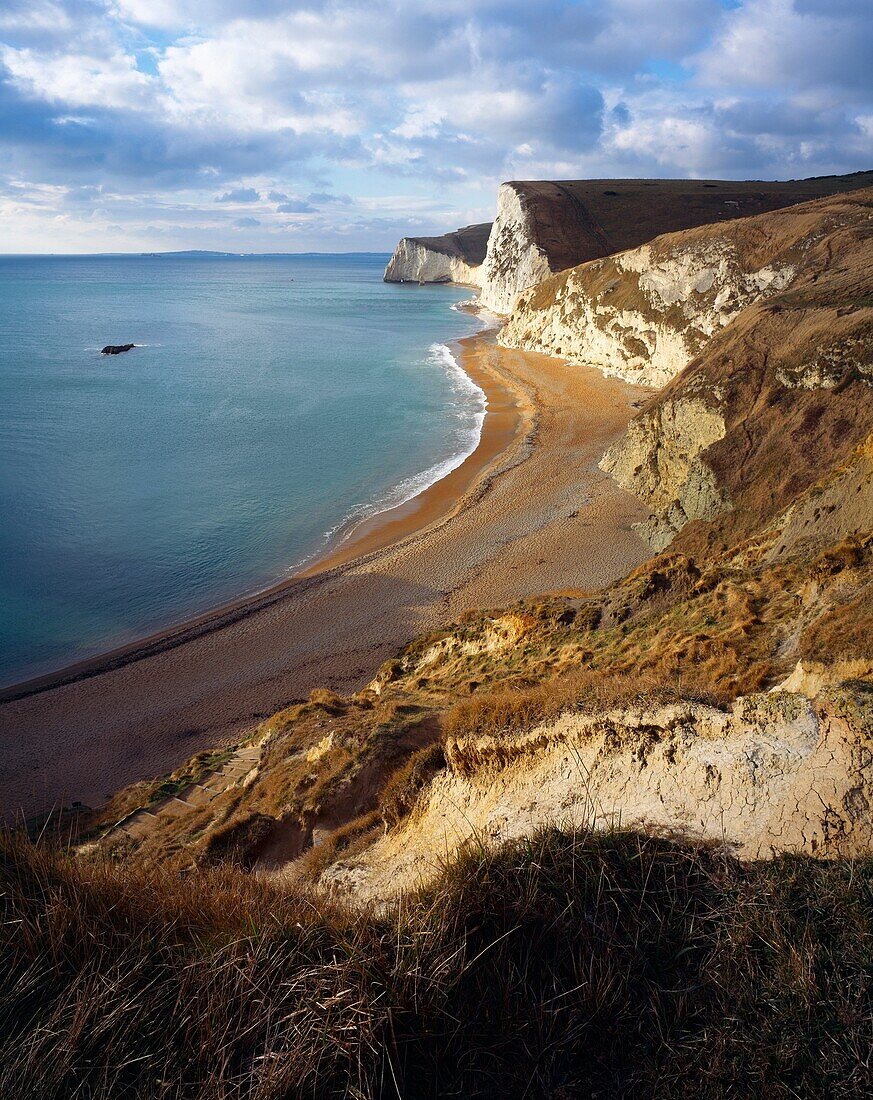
[0,249,394,259]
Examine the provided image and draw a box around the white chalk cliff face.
[388,172,873,313]
[383,238,484,287]
[500,232,795,388]
[478,184,556,315]
[383,222,491,287]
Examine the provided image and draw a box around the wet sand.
[0,332,651,818]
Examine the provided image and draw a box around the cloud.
[1,44,154,110]
[693,0,873,97]
[0,0,870,252]
[215,187,260,202]
[307,191,351,204]
[233,215,260,226]
[64,183,102,203]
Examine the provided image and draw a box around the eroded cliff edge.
[325,683,873,902]
[482,173,873,313]
[383,222,491,286]
[503,187,873,550]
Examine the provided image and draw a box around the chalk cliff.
[383,222,490,286]
[477,172,873,314]
[324,682,873,902]
[383,172,873,305]
[478,181,611,313]
[593,188,873,549]
[501,188,872,388]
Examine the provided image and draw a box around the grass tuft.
[445,668,730,741]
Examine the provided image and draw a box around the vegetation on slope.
[3,827,872,1099]
[12,185,871,1096]
[73,188,873,873]
[78,522,872,871]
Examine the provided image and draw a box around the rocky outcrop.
[322,680,873,902]
[383,223,490,286]
[600,390,729,551]
[369,613,531,696]
[582,189,873,550]
[477,172,873,316]
[101,344,135,355]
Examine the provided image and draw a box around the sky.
[0,0,870,253]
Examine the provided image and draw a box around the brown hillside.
[608,186,873,555]
[512,171,873,273]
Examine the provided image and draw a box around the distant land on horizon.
[0,249,393,259]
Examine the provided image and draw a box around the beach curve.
[0,329,651,819]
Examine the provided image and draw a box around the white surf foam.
[380,341,487,505]
[287,341,488,571]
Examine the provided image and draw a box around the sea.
[0,253,485,688]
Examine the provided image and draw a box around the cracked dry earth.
[323,678,873,904]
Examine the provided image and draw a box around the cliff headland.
[387,172,873,315]
[382,221,491,286]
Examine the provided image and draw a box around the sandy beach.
[0,330,650,819]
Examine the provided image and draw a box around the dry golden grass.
[198,811,277,869]
[444,667,732,742]
[810,535,870,582]
[3,827,872,1098]
[385,531,873,732]
[802,581,873,663]
[85,529,872,875]
[295,810,383,879]
[379,743,447,828]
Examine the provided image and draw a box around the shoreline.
[0,329,651,820]
[0,325,529,706]
[299,326,530,575]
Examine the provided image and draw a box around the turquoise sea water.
[0,253,483,687]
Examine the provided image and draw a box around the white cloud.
[694,0,873,96]
[0,2,73,34]
[1,45,154,110]
[0,0,870,251]
[110,0,194,26]
[157,22,363,135]
[612,113,721,176]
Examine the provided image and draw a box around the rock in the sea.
[101,344,135,355]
